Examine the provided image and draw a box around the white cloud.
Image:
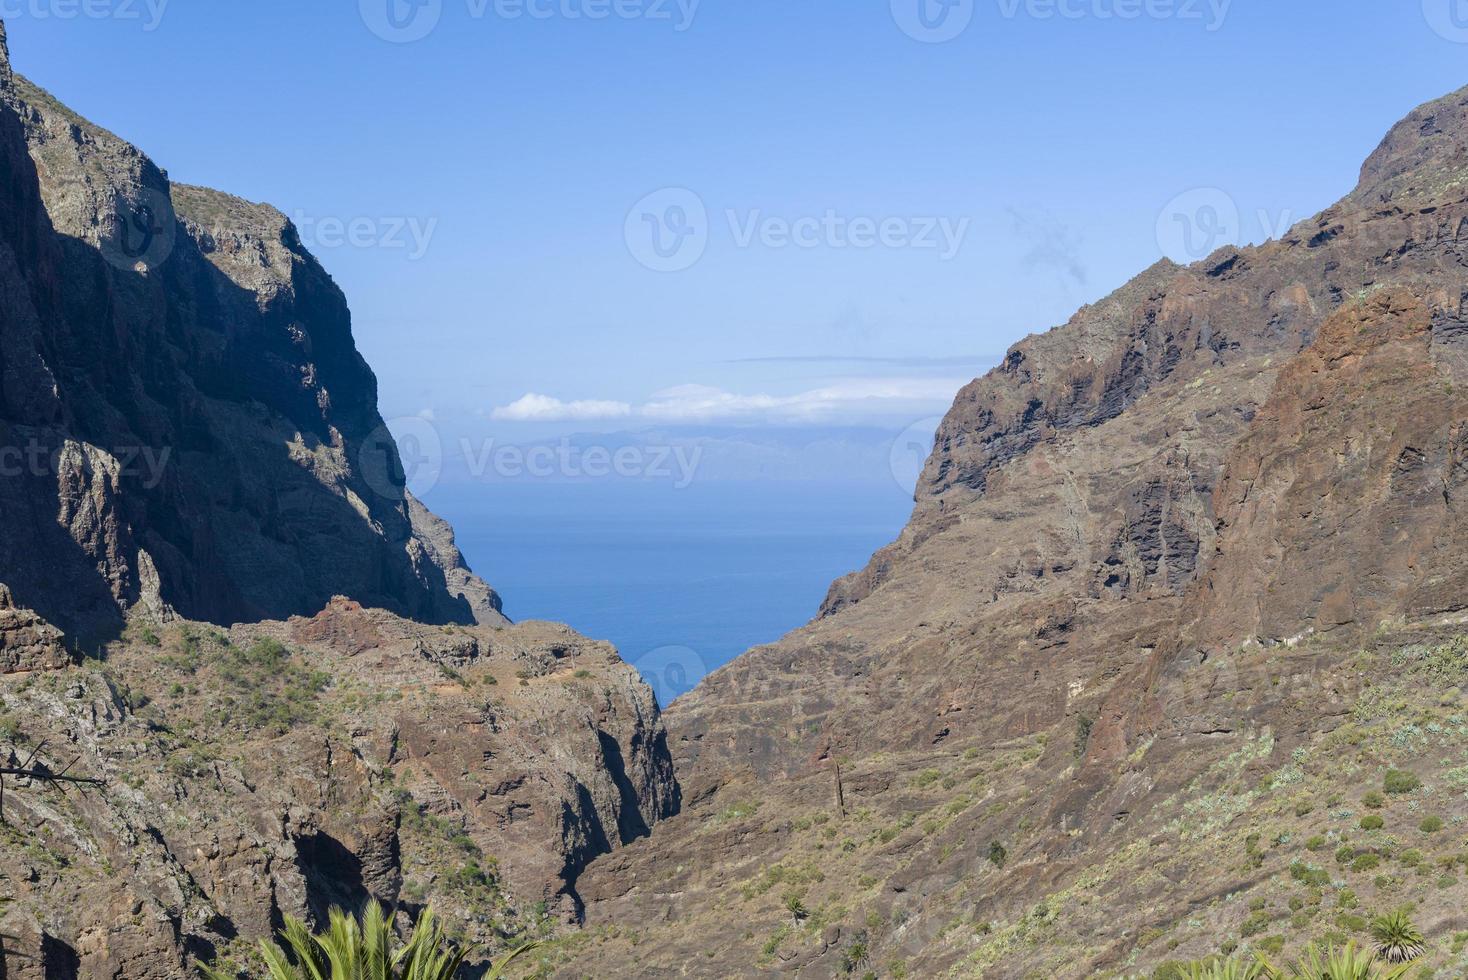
[491,378,965,425]
[490,393,633,422]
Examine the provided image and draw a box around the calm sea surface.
[422,480,912,706]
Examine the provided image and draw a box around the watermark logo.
[290,210,439,261]
[459,438,703,488]
[1424,0,1468,42]
[0,0,170,31]
[1155,188,1299,264]
[0,439,171,489]
[625,189,972,272]
[995,0,1231,30]
[361,0,699,43]
[890,417,943,496]
[356,419,704,500]
[360,416,444,501]
[1156,187,1239,263]
[892,0,974,42]
[631,644,709,707]
[360,0,443,42]
[99,186,177,273]
[625,188,709,273]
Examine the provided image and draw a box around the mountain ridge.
[556,80,1468,978]
[0,21,680,975]
[0,36,507,642]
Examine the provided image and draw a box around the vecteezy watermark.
[1156,188,1239,263]
[891,0,975,43]
[459,438,703,488]
[0,0,169,31]
[290,211,439,261]
[1155,187,1296,264]
[625,188,971,272]
[0,439,172,489]
[892,0,1233,41]
[630,645,709,708]
[889,416,943,496]
[360,0,699,43]
[996,0,1232,29]
[359,416,444,501]
[624,188,710,273]
[1424,0,1468,42]
[99,186,178,274]
[357,418,704,500]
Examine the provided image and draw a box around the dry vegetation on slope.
[556,88,1468,979]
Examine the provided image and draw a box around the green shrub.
[1351,853,1381,873]
[1073,716,1094,759]
[912,769,943,789]
[1241,910,1272,937]
[1363,791,1384,809]
[1383,770,1420,795]
[1418,815,1443,833]
[1289,861,1330,887]
[1257,935,1286,955]
[1360,815,1385,831]
[1305,835,1327,852]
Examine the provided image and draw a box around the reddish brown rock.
[0,584,70,674]
[560,85,1468,979]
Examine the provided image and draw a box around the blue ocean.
[422,481,911,706]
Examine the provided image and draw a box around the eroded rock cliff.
[0,22,678,977]
[559,86,1468,978]
[0,24,502,646]
[0,604,677,975]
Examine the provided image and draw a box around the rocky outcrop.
[0,584,69,674]
[0,30,503,645]
[0,20,682,976]
[1196,291,1468,647]
[562,85,1468,978]
[0,606,676,976]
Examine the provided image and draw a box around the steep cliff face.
[561,87,1468,978]
[0,24,502,644]
[0,604,678,976]
[0,24,680,977]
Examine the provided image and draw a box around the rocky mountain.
[0,22,503,647]
[0,603,676,976]
[0,21,678,977]
[5,14,1468,979]
[553,87,1468,976]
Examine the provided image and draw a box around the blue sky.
[6,2,1468,462]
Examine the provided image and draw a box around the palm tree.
[784,895,810,928]
[1369,909,1426,964]
[200,902,540,980]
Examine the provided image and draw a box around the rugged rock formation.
[0,22,678,977]
[0,605,676,976]
[558,87,1468,977]
[0,584,69,674]
[0,23,503,646]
